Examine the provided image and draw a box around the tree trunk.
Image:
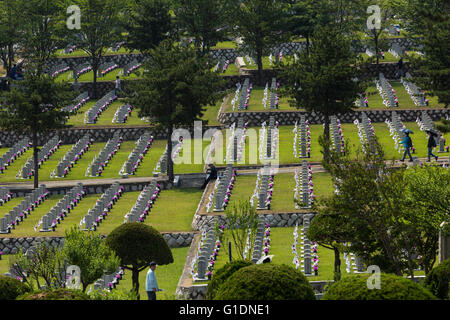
[257,46,263,86]
[93,59,98,100]
[132,267,140,299]
[306,36,310,56]
[374,33,379,69]
[166,123,174,183]
[32,131,39,189]
[333,246,341,282]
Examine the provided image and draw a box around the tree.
[105,223,174,299]
[19,0,67,75]
[221,200,259,262]
[424,258,450,300]
[63,227,120,292]
[122,0,173,54]
[406,0,450,107]
[0,73,75,188]
[174,0,228,55]
[125,39,224,183]
[322,273,436,300]
[232,0,289,84]
[277,24,363,162]
[68,0,126,98]
[0,0,23,76]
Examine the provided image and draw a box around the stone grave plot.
[111,41,125,52]
[401,73,428,107]
[389,42,404,59]
[258,116,279,161]
[250,218,270,263]
[120,133,154,176]
[354,112,377,155]
[212,164,237,212]
[98,61,119,78]
[80,182,124,232]
[48,61,70,78]
[51,134,92,178]
[191,225,222,281]
[330,116,345,154]
[224,118,248,164]
[268,78,280,110]
[293,115,311,158]
[123,181,161,223]
[92,266,125,291]
[84,90,118,124]
[88,132,123,177]
[73,62,93,82]
[35,183,86,232]
[0,185,49,234]
[17,136,61,180]
[112,104,133,124]
[248,164,274,210]
[385,110,407,155]
[417,111,447,153]
[153,137,183,175]
[123,58,142,77]
[294,161,315,210]
[355,90,369,108]
[0,187,13,207]
[63,91,90,114]
[375,73,399,108]
[237,78,252,111]
[0,138,32,174]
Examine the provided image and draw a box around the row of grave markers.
[84,90,118,124]
[19,136,61,179]
[54,135,92,178]
[124,181,160,223]
[0,138,31,174]
[90,132,123,177]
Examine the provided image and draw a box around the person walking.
[426,130,438,162]
[145,262,159,300]
[400,132,414,162]
[201,163,217,189]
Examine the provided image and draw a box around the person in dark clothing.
[201,164,217,189]
[397,58,404,78]
[400,132,413,162]
[426,131,438,162]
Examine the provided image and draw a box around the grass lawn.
[55,67,141,84]
[0,247,189,301]
[211,41,237,50]
[201,100,223,126]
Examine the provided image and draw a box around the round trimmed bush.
[17,288,90,300]
[322,273,436,300]
[214,263,316,300]
[206,259,252,300]
[425,258,450,300]
[0,276,32,300]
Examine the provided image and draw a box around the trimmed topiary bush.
[0,276,32,300]
[322,273,437,300]
[206,259,252,300]
[17,288,90,300]
[424,258,450,300]
[214,263,316,300]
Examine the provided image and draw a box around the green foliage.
[63,226,120,292]
[222,200,259,261]
[123,0,173,53]
[105,223,173,268]
[0,276,32,300]
[88,288,138,300]
[17,288,90,300]
[205,259,252,300]
[424,258,450,299]
[174,0,228,54]
[322,273,437,300]
[214,263,316,300]
[0,0,23,75]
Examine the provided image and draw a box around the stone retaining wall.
[218,108,449,127]
[0,232,195,255]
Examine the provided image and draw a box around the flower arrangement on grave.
[236,123,248,162]
[70,96,90,113]
[244,83,253,109]
[263,223,271,256]
[385,119,402,154]
[306,120,311,157]
[249,170,261,208]
[126,63,142,75]
[262,82,269,109]
[191,230,207,278]
[101,64,118,76]
[222,169,237,210]
[77,65,92,77]
[293,121,298,158]
[312,241,319,276]
[307,164,315,204]
[206,178,221,212]
[231,83,242,111]
[265,170,275,210]
[292,224,300,269]
[336,119,345,154]
[51,66,70,78]
[114,42,125,52]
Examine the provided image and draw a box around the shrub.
[214,263,316,300]
[0,276,32,300]
[322,273,437,300]
[206,259,252,300]
[17,288,90,300]
[425,258,450,300]
[89,288,138,300]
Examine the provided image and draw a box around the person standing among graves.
[400,132,414,162]
[426,130,438,162]
[201,163,217,189]
[145,261,159,300]
[115,75,121,96]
